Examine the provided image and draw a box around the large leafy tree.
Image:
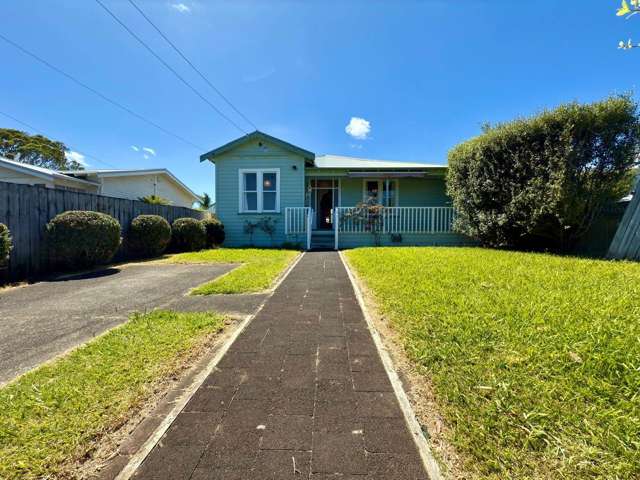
[0,128,84,170]
[447,94,640,251]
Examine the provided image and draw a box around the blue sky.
[1,1,637,200]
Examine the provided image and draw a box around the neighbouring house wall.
[99,175,195,207]
[0,166,49,186]
[0,165,98,193]
[213,139,306,247]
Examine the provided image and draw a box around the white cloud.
[131,145,140,152]
[170,3,191,13]
[65,150,88,166]
[345,117,371,140]
[349,143,364,150]
[142,147,156,156]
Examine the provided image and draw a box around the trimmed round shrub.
[202,216,225,247]
[171,217,206,252]
[0,223,12,267]
[128,215,172,258]
[46,211,121,270]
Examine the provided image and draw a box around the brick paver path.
[133,252,429,479]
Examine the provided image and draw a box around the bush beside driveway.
[345,246,640,479]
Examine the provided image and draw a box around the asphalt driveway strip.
[0,262,266,385]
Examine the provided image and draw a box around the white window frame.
[362,178,399,207]
[238,168,280,213]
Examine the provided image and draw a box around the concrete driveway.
[0,262,265,385]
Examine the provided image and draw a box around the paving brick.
[356,391,402,418]
[203,368,248,388]
[184,386,235,413]
[132,445,203,480]
[272,387,315,416]
[261,415,313,450]
[316,378,355,403]
[352,370,393,392]
[158,412,219,447]
[235,374,280,400]
[190,467,255,480]
[198,430,261,468]
[366,453,428,480]
[364,418,417,453]
[256,450,311,479]
[311,431,366,475]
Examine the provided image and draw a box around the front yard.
[166,247,299,294]
[0,310,226,479]
[345,247,640,479]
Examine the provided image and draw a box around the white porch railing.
[284,207,313,250]
[335,206,456,234]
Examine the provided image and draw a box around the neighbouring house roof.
[200,131,315,163]
[312,154,444,170]
[0,157,100,187]
[60,168,202,202]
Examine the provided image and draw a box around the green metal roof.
[200,131,315,162]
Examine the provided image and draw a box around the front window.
[239,169,279,213]
[363,179,398,206]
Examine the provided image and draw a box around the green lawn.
[0,310,226,479]
[166,248,299,294]
[345,247,640,480]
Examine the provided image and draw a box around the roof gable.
[200,131,315,163]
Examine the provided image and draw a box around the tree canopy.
[0,128,84,170]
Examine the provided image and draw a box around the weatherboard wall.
[212,138,306,247]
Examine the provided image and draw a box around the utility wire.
[0,32,204,151]
[95,0,248,135]
[0,110,120,169]
[127,0,258,131]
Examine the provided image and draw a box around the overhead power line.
[95,0,248,135]
[0,110,119,169]
[0,32,204,151]
[127,0,258,131]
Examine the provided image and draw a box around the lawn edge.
[339,251,444,480]
[114,251,306,480]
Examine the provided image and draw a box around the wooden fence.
[0,181,204,281]
[607,193,640,260]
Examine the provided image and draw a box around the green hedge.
[0,223,11,267]
[46,211,121,270]
[447,95,640,250]
[202,217,225,248]
[171,217,206,252]
[128,215,172,258]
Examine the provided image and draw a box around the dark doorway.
[317,189,333,230]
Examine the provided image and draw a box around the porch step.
[310,233,335,251]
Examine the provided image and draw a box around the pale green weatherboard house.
[201,131,471,250]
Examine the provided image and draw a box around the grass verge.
[345,247,640,479]
[166,248,299,294]
[0,310,226,479]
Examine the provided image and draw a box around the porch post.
[334,207,339,250]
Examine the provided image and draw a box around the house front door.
[316,189,333,229]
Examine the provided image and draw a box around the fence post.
[334,208,339,250]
